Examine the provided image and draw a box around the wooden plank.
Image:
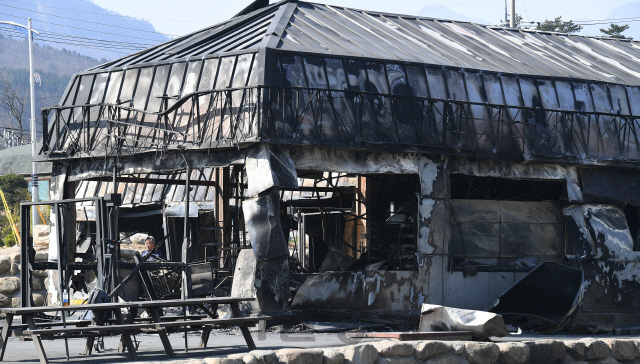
[0,313,13,360]
[231,302,256,351]
[0,297,254,314]
[150,306,174,357]
[114,310,138,360]
[25,315,49,364]
[346,331,474,341]
[25,316,269,335]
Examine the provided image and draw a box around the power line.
[0,3,179,36]
[0,28,148,50]
[4,0,217,24]
[0,11,170,43]
[0,29,136,54]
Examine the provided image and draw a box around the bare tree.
[0,77,28,143]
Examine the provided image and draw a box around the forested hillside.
[0,35,102,139]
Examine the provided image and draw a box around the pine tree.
[600,24,631,39]
[537,16,583,34]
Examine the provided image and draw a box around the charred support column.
[417,155,449,306]
[232,145,297,312]
[182,162,193,300]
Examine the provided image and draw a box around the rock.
[34,252,47,261]
[0,293,10,307]
[589,358,620,364]
[566,340,586,360]
[581,339,610,361]
[602,339,636,362]
[10,263,18,275]
[373,341,414,357]
[32,292,45,306]
[0,257,11,275]
[32,270,48,277]
[276,349,324,364]
[11,297,19,307]
[343,344,380,364]
[376,358,417,364]
[204,358,244,364]
[9,252,19,263]
[497,342,529,364]
[464,342,499,364]
[424,354,468,364]
[323,349,345,364]
[559,357,587,364]
[243,354,259,364]
[34,225,50,238]
[250,350,277,364]
[526,340,566,364]
[415,341,454,360]
[32,277,43,290]
[0,277,20,293]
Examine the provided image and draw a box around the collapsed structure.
[22,0,640,328]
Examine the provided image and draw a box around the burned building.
[24,0,640,328]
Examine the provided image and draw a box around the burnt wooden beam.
[85,176,217,187]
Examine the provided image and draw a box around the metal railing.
[41,86,640,164]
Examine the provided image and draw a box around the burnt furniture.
[0,297,265,364]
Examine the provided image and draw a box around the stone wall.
[197,338,640,364]
[0,251,49,308]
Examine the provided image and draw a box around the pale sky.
[88,0,640,38]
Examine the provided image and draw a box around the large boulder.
[276,349,323,364]
[0,277,20,293]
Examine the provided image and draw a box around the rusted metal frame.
[87,72,113,154]
[229,54,257,143]
[477,72,500,153]
[396,96,428,143]
[66,106,88,154]
[321,59,350,143]
[211,90,229,142]
[87,103,108,153]
[45,84,640,128]
[117,70,142,155]
[586,81,605,160]
[567,112,589,158]
[289,89,319,139]
[631,117,640,158]
[361,66,382,143]
[325,90,355,143]
[227,89,246,144]
[459,70,478,149]
[133,66,162,153]
[542,110,561,156]
[197,92,218,146]
[602,113,626,159]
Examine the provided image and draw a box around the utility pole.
[510,0,516,27]
[28,18,38,226]
[0,20,40,226]
[504,0,508,26]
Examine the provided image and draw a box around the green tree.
[600,23,632,39]
[0,174,29,247]
[537,16,583,34]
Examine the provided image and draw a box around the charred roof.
[91,0,640,85]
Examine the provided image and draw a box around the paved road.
[1,330,371,364]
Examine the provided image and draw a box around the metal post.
[510,0,516,28]
[181,163,192,300]
[28,18,38,226]
[181,163,191,353]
